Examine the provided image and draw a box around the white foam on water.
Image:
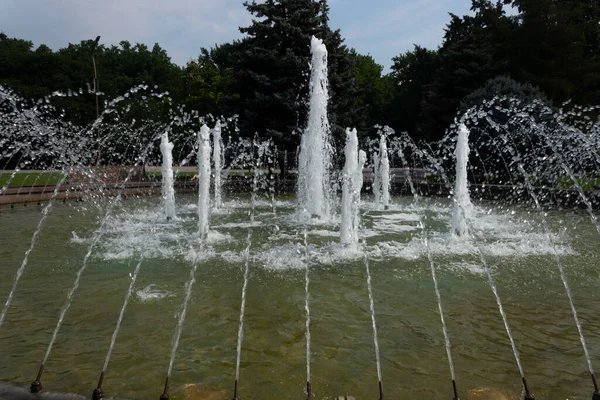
[365,232,574,261]
[372,220,418,234]
[220,250,246,264]
[312,242,364,265]
[267,232,299,241]
[370,213,422,222]
[444,262,487,275]
[211,207,234,216]
[70,231,88,244]
[136,284,176,302]
[183,245,216,263]
[310,229,339,237]
[214,221,263,229]
[205,230,235,244]
[256,244,307,270]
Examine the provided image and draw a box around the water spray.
[399,144,460,400]
[303,229,312,399]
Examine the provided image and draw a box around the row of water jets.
[1,33,600,400]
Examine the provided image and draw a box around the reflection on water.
[0,194,599,400]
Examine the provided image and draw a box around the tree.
[507,0,600,104]
[388,45,440,139]
[418,1,510,141]
[230,0,357,153]
[460,75,549,112]
[180,48,230,116]
[348,52,394,136]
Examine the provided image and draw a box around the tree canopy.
[1,0,598,146]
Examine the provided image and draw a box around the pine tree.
[231,0,356,152]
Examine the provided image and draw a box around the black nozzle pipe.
[452,379,459,400]
[306,381,311,400]
[592,373,600,400]
[378,380,384,400]
[232,379,239,400]
[92,371,105,400]
[159,376,170,400]
[30,364,44,393]
[522,377,535,400]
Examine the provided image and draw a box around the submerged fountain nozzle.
[522,377,535,400]
[452,379,460,400]
[160,376,170,400]
[592,374,600,400]
[92,371,105,400]
[231,379,240,400]
[92,387,104,400]
[30,364,44,393]
[30,380,42,394]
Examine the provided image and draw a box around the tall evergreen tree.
[418,0,511,140]
[231,0,356,152]
[388,45,440,139]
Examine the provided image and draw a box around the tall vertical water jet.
[297,36,332,219]
[160,132,176,220]
[198,125,211,239]
[379,135,390,209]
[372,152,381,205]
[451,123,473,236]
[212,121,223,210]
[340,128,358,245]
[340,128,365,249]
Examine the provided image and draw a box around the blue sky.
[0,0,474,72]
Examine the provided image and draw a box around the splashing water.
[340,128,359,246]
[167,251,200,379]
[102,258,143,373]
[0,173,67,328]
[303,229,312,396]
[234,232,252,385]
[373,134,391,210]
[379,135,390,209]
[363,252,383,391]
[160,132,176,220]
[213,121,223,210]
[297,36,333,219]
[396,145,458,393]
[198,124,211,239]
[452,123,473,236]
[518,164,597,379]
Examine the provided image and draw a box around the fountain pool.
[1,193,599,400]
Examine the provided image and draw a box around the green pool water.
[0,194,599,400]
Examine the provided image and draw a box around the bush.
[460,75,550,112]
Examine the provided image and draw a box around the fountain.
[2,40,600,400]
[297,36,333,219]
[212,121,223,210]
[160,131,176,221]
[451,123,472,236]
[340,128,359,247]
[197,124,211,239]
[373,134,391,210]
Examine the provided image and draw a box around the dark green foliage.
[460,75,550,112]
[1,0,599,150]
[383,0,600,142]
[388,45,440,139]
[350,52,394,136]
[228,0,357,151]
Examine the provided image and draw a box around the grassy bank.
[0,172,65,188]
